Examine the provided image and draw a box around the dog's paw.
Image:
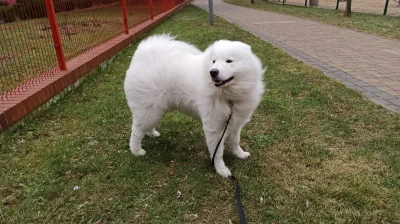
[152,131,161,137]
[234,151,250,159]
[131,148,146,156]
[216,167,232,178]
[232,147,250,159]
[146,130,160,137]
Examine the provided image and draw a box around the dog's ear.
[234,41,252,52]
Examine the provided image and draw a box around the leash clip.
[228,100,233,108]
[228,175,236,181]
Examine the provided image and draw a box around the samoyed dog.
[124,35,265,177]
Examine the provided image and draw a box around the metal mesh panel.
[56,0,124,61]
[0,0,58,97]
[0,0,185,99]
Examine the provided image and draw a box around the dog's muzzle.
[213,76,234,87]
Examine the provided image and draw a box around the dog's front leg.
[203,127,231,178]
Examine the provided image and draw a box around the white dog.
[124,35,265,177]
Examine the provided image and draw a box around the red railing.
[0,0,184,100]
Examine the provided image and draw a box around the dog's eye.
[213,60,215,63]
[226,60,233,63]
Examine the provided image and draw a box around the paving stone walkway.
[192,0,400,112]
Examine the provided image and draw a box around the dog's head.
[204,40,263,88]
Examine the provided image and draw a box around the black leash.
[211,102,247,224]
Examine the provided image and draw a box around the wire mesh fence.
[126,0,151,27]
[0,0,59,99]
[0,0,184,100]
[267,0,400,16]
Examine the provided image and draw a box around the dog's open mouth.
[213,76,234,87]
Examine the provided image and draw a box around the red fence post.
[163,0,167,12]
[121,0,129,34]
[149,0,154,20]
[44,0,67,70]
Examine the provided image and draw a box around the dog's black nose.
[210,69,219,78]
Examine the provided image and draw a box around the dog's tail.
[134,34,176,56]
[134,34,201,59]
[141,34,177,45]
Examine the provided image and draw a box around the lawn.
[224,0,400,40]
[1,5,400,223]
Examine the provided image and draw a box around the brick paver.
[193,0,400,112]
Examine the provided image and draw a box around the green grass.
[1,5,400,223]
[224,0,400,40]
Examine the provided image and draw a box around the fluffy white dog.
[124,35,265,177]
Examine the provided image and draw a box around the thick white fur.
[124,35,265,177]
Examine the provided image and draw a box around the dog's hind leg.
[129,109,163,156]
[129,122,146,156]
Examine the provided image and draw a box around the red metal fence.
[0,0,184,100]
